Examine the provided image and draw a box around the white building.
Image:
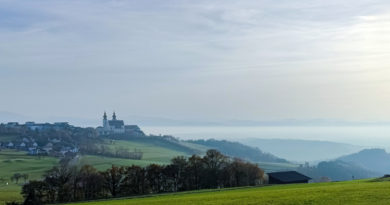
[7,142,14,148]
[97,112,125,135]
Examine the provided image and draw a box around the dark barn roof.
[268,171,311,184]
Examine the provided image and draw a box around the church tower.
[112,112,117,120]
[103,112,108,129]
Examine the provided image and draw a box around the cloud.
[1,0,390,122]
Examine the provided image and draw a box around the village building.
[19,142,26,148]
[6,142,14,148]
[5,122,19,128]
[43,142,53,152]
[25,122,70,131]
[28,147,46,155]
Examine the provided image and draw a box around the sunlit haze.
[1,0,390,124]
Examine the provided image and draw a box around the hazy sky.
[1,0,390,124]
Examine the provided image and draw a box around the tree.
[44,165,72,202]
[226,158,247,187]
[169,156,188,191]
[121,165,147,195]
[101,165,124,197]
[78,165,105,200]
[11,173,22,184]
[202,149,228,188]
[22,180,49,205]
[187,155,204,190]
[22,174,29,183]
[146,164,164,193]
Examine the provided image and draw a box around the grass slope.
[103,140,188,163]
[0,150,58,204]
[0,140,189,204]
[0,139,297,204]
[72,180,390,205]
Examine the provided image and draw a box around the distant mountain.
[187,139,288,163]
[133,117,390,126]
[338,149,390,175]
[297,160,379,181]
[241,138,363,162]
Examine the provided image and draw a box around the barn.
[268,171,311,184]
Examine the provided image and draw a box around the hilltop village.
[0,112,144,158]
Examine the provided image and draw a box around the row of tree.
[79,144,143,160]
[11,173,29,184]
[22,150,264,204]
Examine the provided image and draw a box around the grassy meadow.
[72,179,390,205]
[0,139,189,204]
[103,139,188,163]
[0,150,59,204]
[0,139,299,204]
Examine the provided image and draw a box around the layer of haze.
[1,0,390,124]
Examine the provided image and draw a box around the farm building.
[268,171,311,184]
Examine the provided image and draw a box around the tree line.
[21,149,264,204]
[79,144,143,160]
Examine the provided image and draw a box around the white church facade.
[96,112,144,136]
[97,112,125,135]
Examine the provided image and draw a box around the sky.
[1,0,390,126]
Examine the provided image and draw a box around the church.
[96,112,145,136]
[97,112,125,135]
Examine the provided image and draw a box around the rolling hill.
[338,148,390,175]
[0,135,295,204]
[297,160,379,182]
[241,138,363,162]
[187,139,288,163]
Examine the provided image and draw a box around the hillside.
[297,160,379,182]
[0,133,294,204]
[0,150,59,204]
[241,138,363,162]
[187,139,288,163]
[338,148,390,175]
[71,179,390,205]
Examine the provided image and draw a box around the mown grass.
[79,155,166,170]
[104,140,188,163]
[0,150,58,179]
[0,184,22,205]
[0,140,189,204]
[72,180,390,205]
[0,150,59,204]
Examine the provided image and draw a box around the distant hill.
[241,138,363,162]
[297,160,379,181]
[338,149,390,175]
[187,139,288,163]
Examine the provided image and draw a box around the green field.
[72,179,390,205]
[103,140,188,163]
[0,150,59,204]
[0,140,190,204]
[0,139,299,204]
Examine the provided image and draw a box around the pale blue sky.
[1,0,390,125]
